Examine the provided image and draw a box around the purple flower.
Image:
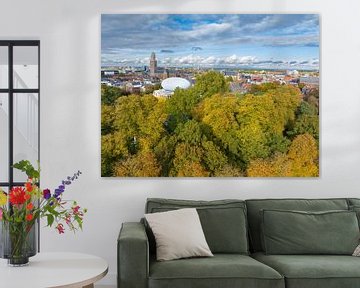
[54,189,63,198]
[54,170,82,199]
[43,189,51,200]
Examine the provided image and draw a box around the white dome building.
[153,77,191,98]
[161,77,191,91]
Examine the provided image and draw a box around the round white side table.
[0,252,108,288]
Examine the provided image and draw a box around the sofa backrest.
[348,198,360,207]
[245,198,349,252]
[145,198,249,255]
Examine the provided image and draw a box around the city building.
[150,52,157,77]
[300,76,319,86]
[125,81,142,94]
[153,77,191,98]
[148,52,170,79]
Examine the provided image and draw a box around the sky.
[101,14,319,70]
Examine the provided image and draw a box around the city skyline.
[101,14,320,70]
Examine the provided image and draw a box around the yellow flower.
[0,190,7,206]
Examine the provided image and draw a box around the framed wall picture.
[101,14,319,177]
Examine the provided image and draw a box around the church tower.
[150,52,157,77]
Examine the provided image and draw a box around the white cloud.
[224,54,238,64]
[180,23,232,39]
[239,56,258,64]
[201,56,217,64]
[104,52,319,70]
[158,54,258,66]
[223,55,258,64]
[312,59,319,65]
[243,15,281,32]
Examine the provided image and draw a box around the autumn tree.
[101,132,129,176]
[246,153,290,177]
[194,94,241,158]
[101,95,167,176]
[287,115,319,141]
[249,82,282,95]
[158,120,234,176]
[101,73,317,177]
[287,133,318,176]
[113,95,167,152]
[165,88,200,131]
[165,71,230,132]
[195,85,301,164]
[287,101,319,140]
[247,133,318,177]
[154,135,178,176]
[114,151,161,177]
[303,88,319,114]
[101,105,115,135]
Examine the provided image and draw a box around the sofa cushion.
[149,254,284,288]
[246,198,349,252]
[146,198,249,254]
[145,208,213,261]
[261,209,359,255]
[252,252,360,288]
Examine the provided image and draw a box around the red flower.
[26,203,34,210]
[56,223,65,234]
[26,214,33,221]
[25,182,33,192]
[9,187,26,205]
[72,205,80,215]
[65,214,71,225]
[24,193,31,200]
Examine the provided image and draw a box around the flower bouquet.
[0,160,87,266]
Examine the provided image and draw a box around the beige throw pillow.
[145,208,213,261]
[353,244,360,256]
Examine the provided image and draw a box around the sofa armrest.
[118,222,149,288]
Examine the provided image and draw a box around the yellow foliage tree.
[247,133,318,177]
[114,95,167,151]
[175,161,210,177]
[114,151,161,177]
[287,133,319,176]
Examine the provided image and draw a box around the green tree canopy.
[193,71,229,98]
[101,85,129,105]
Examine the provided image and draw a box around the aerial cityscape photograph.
[101,14,320,177]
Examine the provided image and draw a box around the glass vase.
[0,220,37,266]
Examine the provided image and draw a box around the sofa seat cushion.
[149,254,284,288]
[252,252,360,288]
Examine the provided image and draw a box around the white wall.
[1,0,360,286]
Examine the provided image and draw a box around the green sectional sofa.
[118,198,360,288]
